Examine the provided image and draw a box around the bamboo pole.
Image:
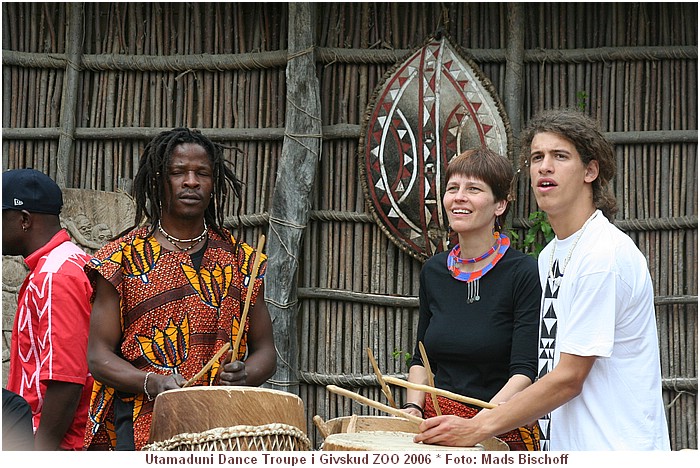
[504,3,524,142]
[55,3,83,188]
[4,45,697,72]
[265,2,322,396]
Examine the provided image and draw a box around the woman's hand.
[401,406,423,419]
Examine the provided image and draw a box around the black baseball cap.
[2,168,63,215]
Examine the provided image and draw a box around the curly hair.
[445,147,515,232]
[120,127,243,239]
[519,108,618,220]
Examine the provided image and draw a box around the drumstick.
[418,341,441,416]
[326,385,423,426]
[232,234,266,356]
[383,376,496,409]
[366,348,397,408]
[313,415,331,438]
[346,414,359,433]
[183,342,231,388]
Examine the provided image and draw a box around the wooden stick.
[418,341,441,416]
[347,414,359,433]
[326,385,423,426]
[183,342,231,388]
[383,376,496,409]
[366,347,397,408]
[312,415,331,438]
[232,234,266,355]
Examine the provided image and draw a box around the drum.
[315,414,507,451]
[145,386,310,451]
[322,431,483,451]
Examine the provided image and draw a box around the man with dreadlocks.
[83,128,276,450]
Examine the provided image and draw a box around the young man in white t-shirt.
[414,108,671,450]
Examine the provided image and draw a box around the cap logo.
[13,198,24,206]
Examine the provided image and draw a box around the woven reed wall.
[2,3,696,450]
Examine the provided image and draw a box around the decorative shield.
[359,35,511,261]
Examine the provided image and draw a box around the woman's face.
[443,173,506,235]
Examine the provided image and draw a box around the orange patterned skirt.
[424,395,541,451]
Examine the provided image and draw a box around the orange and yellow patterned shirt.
[83,226,266,450]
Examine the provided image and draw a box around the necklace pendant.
[547,271,562,288]
[465,279,480,303]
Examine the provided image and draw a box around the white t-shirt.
[536,210,670,451]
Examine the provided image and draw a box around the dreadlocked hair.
[118,127,243,241]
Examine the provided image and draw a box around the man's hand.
[150,372,187,398]
[218,350,248,385]
[413,415,491,447]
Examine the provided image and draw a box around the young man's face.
[528,132,599,219]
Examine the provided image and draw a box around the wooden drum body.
[322,415,420,435]
[316,414,506,451]
[146,387,310,451]
[322,431,483,451]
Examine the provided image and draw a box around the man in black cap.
[2,168,94,450]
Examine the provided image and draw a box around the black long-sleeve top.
[410,247,541,403]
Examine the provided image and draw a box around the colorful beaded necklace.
[447,233,510,303]
[450,237,499,264]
